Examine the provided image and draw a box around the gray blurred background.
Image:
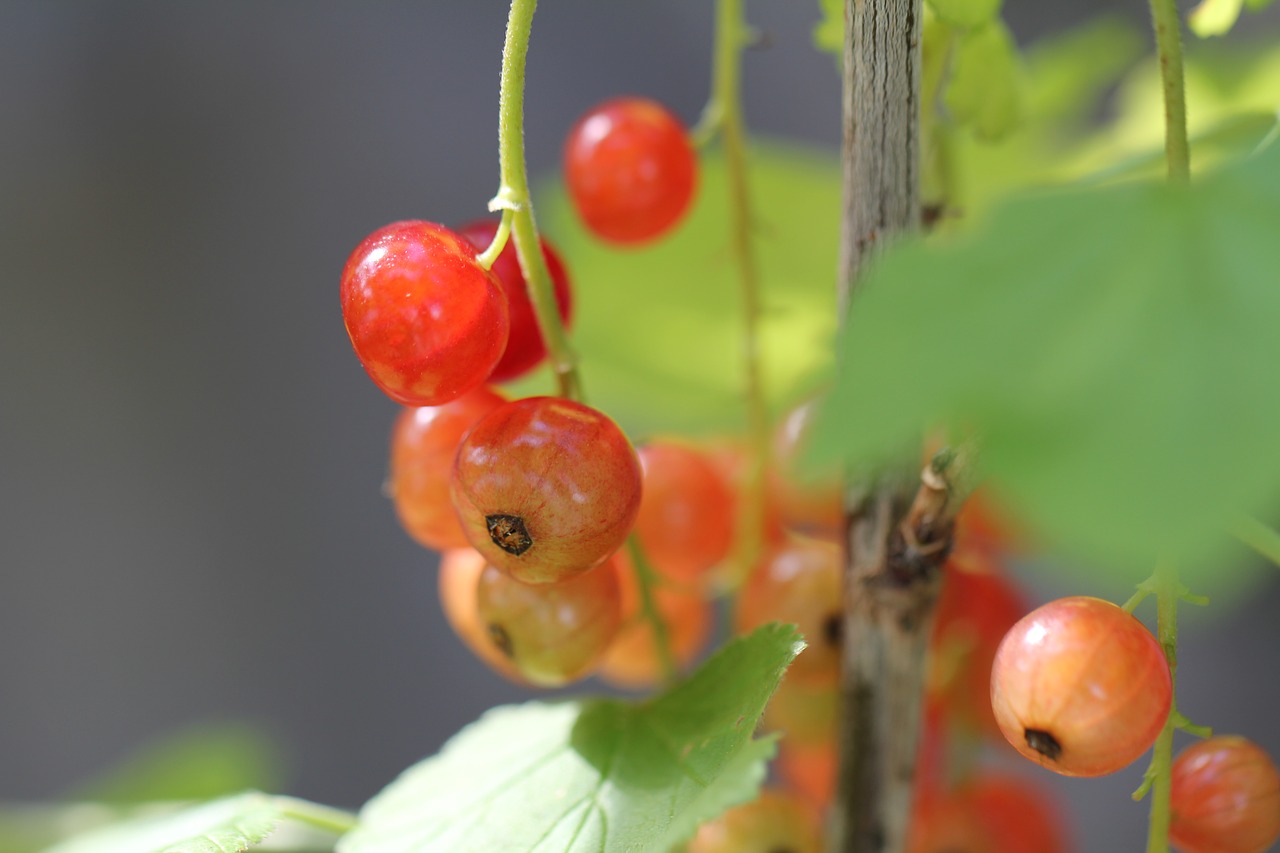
[2,2,1277,851]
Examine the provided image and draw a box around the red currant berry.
[1170,736,1280,853]
[597,552,712,689]
[341,221,510,405]
[961,773,1070,853]
[736,539,843,685]
[389,387,506,551]
[450,396,643,584]
[456,219,573,383]
[990,596,1171,777]
[633,441,734,586]
[688,789,822,853]
[563,97,697,245]
[928,551,1027,738]
[777,741,836,810]
[437,548,528,684]
[474,557,621,687]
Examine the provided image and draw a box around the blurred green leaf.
[70,724,283,805]
[926,0,1001,30]
[946,21,1024,142]
[815,0,842,56]
[525,145,840,438]
[813,144,1280,592]
[1244,0,1275,9]
[339,624,803,853]
[1190,0,1245,36]
[43,792,279,853]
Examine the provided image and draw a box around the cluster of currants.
[340,89,1280,851]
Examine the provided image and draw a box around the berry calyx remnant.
[456,219,573,383]
[341,220,510,406]
[450,396,643,583]
[563,96,697,245]
[990,595,1172,777]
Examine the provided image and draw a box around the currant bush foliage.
[44,792,280,853]
[339,625,803,853]
[812,143,1280,590]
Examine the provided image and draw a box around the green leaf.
[926,0,1001,30]
[1244,0,1275,9]
[521,144,840,439]
[69,724,283,805]
[43,792,279,853]
[945,21,1024,142]
[1189,0,1245,37]
[814,0,843,56]
[339,624,804,853]
[813,145,1280,593]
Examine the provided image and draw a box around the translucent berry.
[474,557,621,687]
[1170,736,1280,853]
[777,741,836,809]
[990,596,1171,777]
[389,387,505,551]
[456,219,573,383]
[450,396,643,584]
[771,399,843,535]
[437,548,527,684]
[341,220,510,405]
[736,539,843,685]
[563,96,697,245]
[597,552,712,689]
[633,441,734,586]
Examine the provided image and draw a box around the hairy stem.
[1148,0,1191,182]
[494,0,583,401]
[708,0,770,590]
[835,0,928,850]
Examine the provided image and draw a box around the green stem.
[1131,560,1182,853]
[626,536,678,684]
[710,0,770,590]
[274,796,359,836]
[1231,515,1280,568]
[494,0,583,401]
[1148,0,1191,182]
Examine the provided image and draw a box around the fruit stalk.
[833,0,930,850]
[709,0,770,586]
[494,0,583,401]
[1147,0,1191,183]
[1139,560,1182,853]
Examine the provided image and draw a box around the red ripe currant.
[456,219,573,383]
[597,552,712,689]
[563,96,697,245]
[389,387,505,551]
[450,396,643,584]
[1170,736,1280,853]
[438,548,528,684]
[909,773,1069,853]
[777,741,836,809]
[633,441,734,586]
[990,596,1172,777]
[688,789,822,853]
[341,221,510,405]
[736,539,843,685]
[474,556,621,687]
[928,551,1027,738]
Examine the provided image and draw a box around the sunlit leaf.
[339,625,804,853]
[43,793,279,853]
[525,145,840,438]
[813,145,1280,593]
[926,0,1001,29]
[815,0,843,56]
[946,21,1024,142]
[1189,0,1245,37]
